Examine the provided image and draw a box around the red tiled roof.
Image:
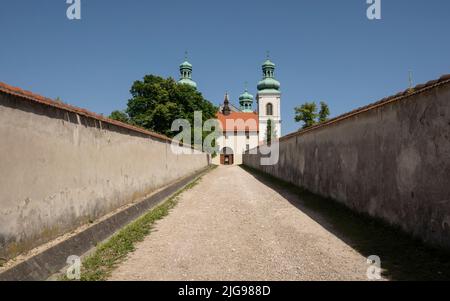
[0,81,173,143]
[280,74,450,142]
[217,112,259,132]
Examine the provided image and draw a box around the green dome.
[239,90,254,101]
[263,59,275,68]
[257,77,280,91]
[180,61,192,69]
[179,78,197,88]
[239,88,254,113]
[178,54,196,88]
[258,55,280,93]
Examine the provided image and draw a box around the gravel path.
[110,166,371,281]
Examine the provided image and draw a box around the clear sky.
[1,0,449,135]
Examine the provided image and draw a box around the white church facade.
[177,55,282,165]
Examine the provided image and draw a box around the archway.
[266,103,273,116]
[220,147,234,165]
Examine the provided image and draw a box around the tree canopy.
[318,101,330,123]
[294,101,330,129]
[109,75,218,147]
[109,110,130,123]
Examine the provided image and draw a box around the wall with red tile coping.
[244,75,450,250]
[0,86,210,260]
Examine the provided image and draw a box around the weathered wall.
[0,86,209,259]
[244,76,450,249]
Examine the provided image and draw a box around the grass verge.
[241,165,450,281]
[67,167,215,281]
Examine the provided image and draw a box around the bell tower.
[257,53,281,143]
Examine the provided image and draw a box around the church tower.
[239,84,254,113]
[257,54,281,142]
[222,92,231,116]
[178,52,197,88]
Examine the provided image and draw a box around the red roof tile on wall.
[0,81,173,143]
[280,74,450,142]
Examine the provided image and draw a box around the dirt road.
[110,166,371,281]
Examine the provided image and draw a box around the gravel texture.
[110,166,371,281]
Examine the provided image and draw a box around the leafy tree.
[319,101,330,123]
[294,101,331,129]
[109,110,130,123]
[294,102,318,129]
[265,119,277,145]
[123,75,218,150]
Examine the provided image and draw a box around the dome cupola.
[239,84,254,112]
[178,52,197,88]
[257,53,280,94]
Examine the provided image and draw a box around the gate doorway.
[220,147,234,165]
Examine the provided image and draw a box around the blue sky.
[1,0,449,135]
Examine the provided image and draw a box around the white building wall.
[258,93,282,142]
[212,132,259,165]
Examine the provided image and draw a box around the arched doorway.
[220,147,234,165]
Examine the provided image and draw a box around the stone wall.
[244,75,450,249]
[0,83,210,259]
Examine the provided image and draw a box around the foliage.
[265,119,277,145]
[294,101,330,129]
[294,102,318,129]
[109,110,130,123]
[80,189,181,281]
[125,75,218,149]
[318,101,330,123]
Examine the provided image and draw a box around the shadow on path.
[241,165,450,281]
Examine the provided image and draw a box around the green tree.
[124,75,218,150]
[294,101,330,129]
[294,102,319,129]
[109,110,130,123]
[319,101,330,123]
[265,119,277,145]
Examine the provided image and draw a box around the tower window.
[266,103,273,116]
